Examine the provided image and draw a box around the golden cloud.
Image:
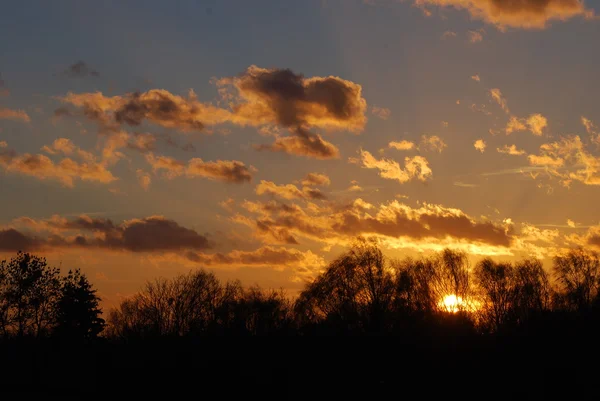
[413,0,594,29]
[350,150,432,183]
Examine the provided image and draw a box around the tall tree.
[55,269,105,340]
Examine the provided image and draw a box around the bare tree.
[553,248,600,312]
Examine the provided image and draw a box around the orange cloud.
[474,139,486,153]
[350,150,432,183]
[146,153,255,183]
[255,129,340,159]
[389,140,416,151]
[255,180,327,200]
[419,135,447,153]
[0,107,30,122]
[0,148,116,187]
[497,144,526,155]
[301,172,331,187]
[490,88,510,114]
[413,0,593,29]
[232,198,513,254]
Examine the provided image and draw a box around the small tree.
[55,269,105,340]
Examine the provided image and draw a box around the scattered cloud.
[506,114,547,136]
[136,169,151,191]
[497,144,526,156]
[474,139,486,153]
[372,106,391,120]
[389,140,416,151]
[489,88,510,114]
[0,147,116,187]
[420,135,447,153]
[255,180,327,200]
[467,29,484,43]
[471,74,481,82]
[582,116,600,146]
[350,150,432,184]
[0,108,30,123]
[441,30,457,39]
[146,153,256,183]
[301,172,331,187]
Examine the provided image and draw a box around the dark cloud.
[59,61,100,78]
[3,215,211,253]
[0,229,40,252]
[256,128,340,160]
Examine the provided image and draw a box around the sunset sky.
[1,0,600,307]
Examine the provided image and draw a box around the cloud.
[372,106,391,120]
[525,114,548,136]
[467,29,484,43]
[60,89,232,132]
[61,66,367,159]
[3,215,212,253]
[567,219,576,228]
[255,180,327,200]
[413,0,594,30]
[489,88,509,114]
[233,198,513,254]
[505,114,548,135]
[0,148,116,187]
[582,116,600,146]
[0,108,30,123]
[389,140,416,151]
[59,61,100,78]
[0,141,7,148]
[524,135,600,187]
[528,154,565,167]
[350,150,432,183]
[497,144,526,155]
[185,246,325,273]
[454,181,478,188]
[255,129,340,159]
[136,169,151,191]
[218,65,367,159]
[146,153,255,183]
[474,139,486,153]
[419,135,447,153]
[301,172,331,187]
[470,103,492,116]
[441,30,458,39]
[217,65,367,132]
[471,74,481,82]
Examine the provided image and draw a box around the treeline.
[2,238,600,340]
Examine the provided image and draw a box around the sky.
[1,0,600,308]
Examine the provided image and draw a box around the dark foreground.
[1,333,597,400]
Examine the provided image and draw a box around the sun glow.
[440,294,465,313]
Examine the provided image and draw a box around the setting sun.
[440,294,464,313]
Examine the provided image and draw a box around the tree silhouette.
[295,237,394,333]
[55,269,105,340]
[0,252,61,337]
[553,248,600,313]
